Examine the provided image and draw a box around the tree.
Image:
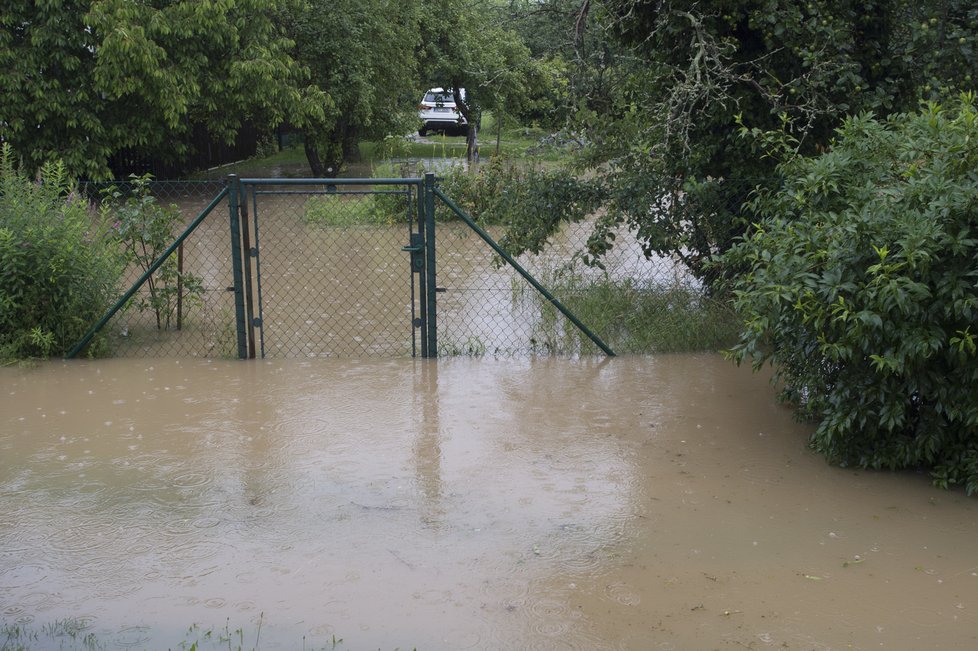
[283,0,422,177]
[419,0,536,161]
[723,97,978,493]
[0,0,321,180]
[487,1,978,282]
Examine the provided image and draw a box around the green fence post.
[228,174,248,359]
[424,173,438,358]
[416,180,428,358]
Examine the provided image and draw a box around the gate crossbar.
[432,185,616,357]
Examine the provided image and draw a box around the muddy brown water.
[1,356,976,650]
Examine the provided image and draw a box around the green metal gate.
[67,174,613,360]
[228,176,437,359]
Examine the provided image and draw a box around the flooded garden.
[2,355,977,650]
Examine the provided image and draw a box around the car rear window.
[424,92,455,103]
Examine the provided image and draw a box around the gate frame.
[66,173,614,359]
[230,175,435,359]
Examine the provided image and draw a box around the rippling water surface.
[1,356,976,649]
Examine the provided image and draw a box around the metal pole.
[176,242,184,331]
[424,173,438,357]
[228,174,248,359]
[239,181,256,359]
[416,181,428,358]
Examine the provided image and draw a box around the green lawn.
[189,115,572,180]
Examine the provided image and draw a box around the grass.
[190,146,312,180]
[0,618,360,651]
[526,274,741,355]
[188,113,573,181]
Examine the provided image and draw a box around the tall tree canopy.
[284,0,422,177]
[420,0,537,161]
[0,0,321,180]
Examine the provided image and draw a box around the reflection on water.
[1,356,977,649]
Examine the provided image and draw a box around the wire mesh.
[80,179,235,358]
[434,179,757,357]
[76,176,754,360]
[243,182,420,358]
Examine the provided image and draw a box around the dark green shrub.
[724,96,978,493]
[0,146,122,360]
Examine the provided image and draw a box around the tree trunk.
[304,130,344,178]
[341,123,361,164]
[451,84,480,163]
[304,135,325,177]
[466,123,479,163]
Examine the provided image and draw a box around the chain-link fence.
[240,181,421,358]
[75,178,424,359]
[74,175,758,359]
[434,178,758,357]
[78,179,235,358]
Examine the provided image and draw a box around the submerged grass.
[529,274,740,355]
[1,619,103,651]
[303,192,407,228]
[0,618,364,651]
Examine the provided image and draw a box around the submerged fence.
[72,175,752,359]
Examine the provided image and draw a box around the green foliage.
[419,0,537,159]
[284,0,421,176]
[437,158,606,252]
[528,270,741,354]
[0,145,122,361]
[105,175,203,330]
[0,0,320,179]
[724,97,978,493]
[536,0,978,282]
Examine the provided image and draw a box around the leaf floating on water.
[803,574,823,581]
[843,556,864,568]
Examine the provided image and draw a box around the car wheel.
[419,127,428,137]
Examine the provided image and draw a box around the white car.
[418,88,467,137]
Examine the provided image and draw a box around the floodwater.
[1,356,976,650]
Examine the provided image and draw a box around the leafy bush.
[105,176,203,330]
[0,145,122,360]
[437,157,606,255]
[724,96,978,493]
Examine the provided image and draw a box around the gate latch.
[401,233,425,273]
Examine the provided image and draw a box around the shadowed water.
[1,356,976,649]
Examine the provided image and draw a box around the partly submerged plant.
[0,144,122,360]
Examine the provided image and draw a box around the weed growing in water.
[528,270,740,355]
[105,174,204,331]
[1,619,103,651]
